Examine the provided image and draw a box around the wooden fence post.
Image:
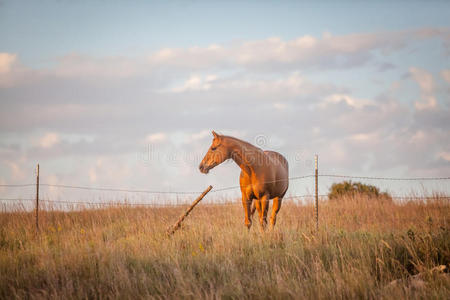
[167,185,212,236]
[315,155,318,232]
[35,163,39,232]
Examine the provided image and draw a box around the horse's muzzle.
[199,163,209,174]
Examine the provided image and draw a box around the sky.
[1,0,449,205]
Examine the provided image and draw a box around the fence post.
[315,155,318,232]
[167,185,213,236]
[35,163,39,232]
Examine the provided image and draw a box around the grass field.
[0,196,449,299]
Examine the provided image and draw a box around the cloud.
[441,69,450,84]
[0,52,22,88]
[438,151,450,162]
[0,53,17,74]
[1,28,448,91]
[39,133,60,148]
[409,67,437,110]
[150,44,227,69]
[319,94,373,109]
[415,95,437,111]
[189,130,211,141]
[146,28,449,72]
[2,27,438,85]
[88,158,104,183]
[145,132,167,143]
[349,133,372,142]
[51,53,145,78]
[1,157,27,182]
[171,72,341,100]
[410,67,434,94]
[168,74,217,93]
[88,167,97,183]
[273,102,287,110]
[6,161,24,180]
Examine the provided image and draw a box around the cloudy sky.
[1,1,449,203]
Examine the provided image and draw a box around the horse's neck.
[227,138,264,175]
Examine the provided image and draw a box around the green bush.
[328,181,392,201]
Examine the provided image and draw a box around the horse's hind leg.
[270,197,282,229]
[255,195,269,230]
[250,202,256,218]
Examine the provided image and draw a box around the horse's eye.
[211,147,217,151]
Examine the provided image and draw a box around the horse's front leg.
[241,194,253,230]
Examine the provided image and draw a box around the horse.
[199,131,289,230]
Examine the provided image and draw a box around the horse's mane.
[221,135,262,151]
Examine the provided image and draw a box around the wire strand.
[0,174,448,195]
[1,195,448,207]
[39,184,201,195]
[0,184,35,188]
[319,174,450,181]
[0,198,35,201]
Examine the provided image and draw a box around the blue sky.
[0,0,449,205]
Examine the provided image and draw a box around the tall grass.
[0,196,449,299]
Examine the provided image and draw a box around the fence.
[1,158,449,231]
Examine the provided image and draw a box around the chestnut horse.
[199,131,289,230]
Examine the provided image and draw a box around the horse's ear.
[212,131,219,139]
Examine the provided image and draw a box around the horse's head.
[199,131,229,174]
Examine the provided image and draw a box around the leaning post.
[314,155,318,232]
[35,163,40,232]
[167,185,213,236]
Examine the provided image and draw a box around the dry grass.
[0,196,449,299]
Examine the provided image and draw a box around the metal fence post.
[35,164,39,231]
[315,155,318,232]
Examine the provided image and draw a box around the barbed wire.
[0,184,35,188]
[1,174,449,206]
[319,174,450,181]
[285,195,327,199]
[0,175,315,194]
[1,194,448,208]
[40,199,170,207]
[206,175,317,192]
[0,198,35,202]
[1,174,448,195]
[39,183,201,195]
[0,196,319,205]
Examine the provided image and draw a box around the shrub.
[328,181,392,201]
